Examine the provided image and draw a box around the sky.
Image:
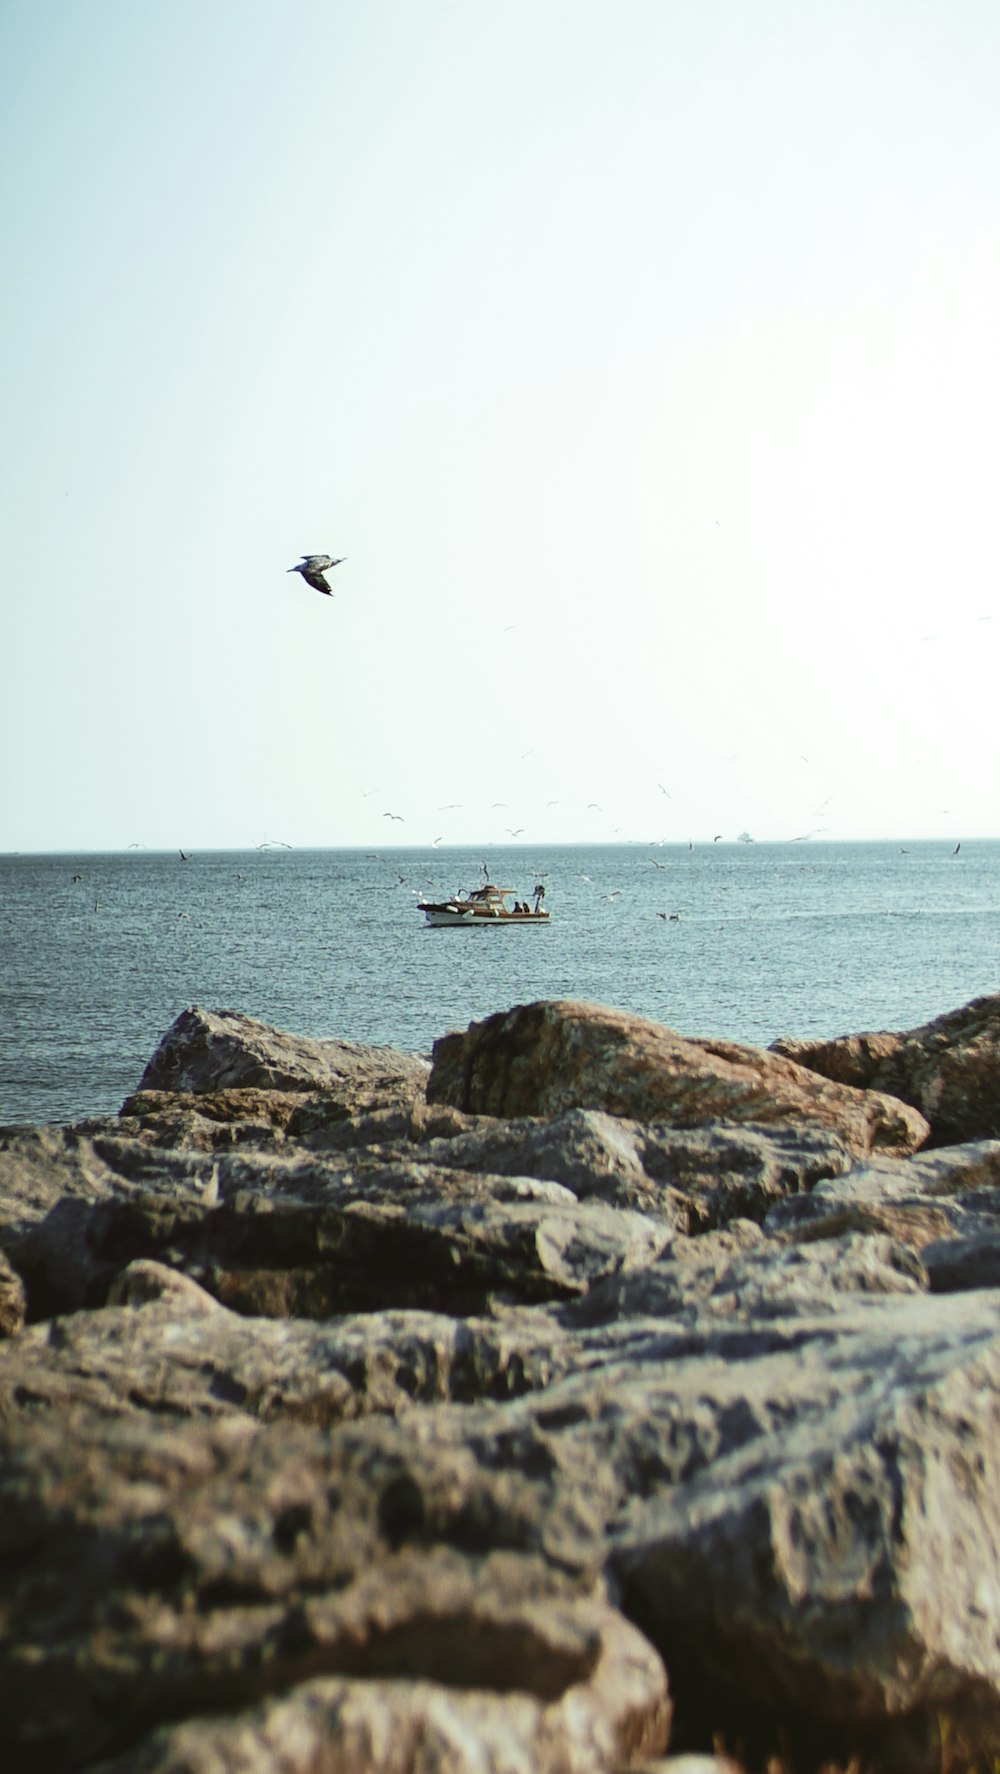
[3,0,1000,853]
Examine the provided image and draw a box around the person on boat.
[532,883,546,911]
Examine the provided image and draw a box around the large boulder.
[0,1394,669,1774]
[305,1104,857,1230]
[608,1286,1000,1771]
[132,1006,430,1117]
[766,1139,1000,1295]
[0,1125,670,1323]
[10,1273,1000,1770]
[773,993,1000,1146]
[428,1001,929,1159]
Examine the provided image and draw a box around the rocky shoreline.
[6,993,1000,1772]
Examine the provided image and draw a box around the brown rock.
[770,1030,903,1089]
[117,1087,305,1146]
[873,994,1000,1145]
[0,1249,26,1336]
[428,1001,929,1159]
[106,1258,225,1313]
[773,995,1000,1147]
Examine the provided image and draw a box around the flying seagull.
[288,554,346,596]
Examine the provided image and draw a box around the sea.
[2,840,999,1127]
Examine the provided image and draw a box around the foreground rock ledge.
[8,994,1000,1772]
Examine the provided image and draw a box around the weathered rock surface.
[0,1391,668,1774]
[764,1139,1000,1287]
[0,1245,26,1336]
[428,1000,929,1158]
[0,1126,671,1322]
[772,991,1000,1145]
[133,1003,431,1116]
[11,995,1000,1772]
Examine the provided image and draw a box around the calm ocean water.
[2,840,999,1126]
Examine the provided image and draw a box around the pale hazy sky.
[4,1,999,852]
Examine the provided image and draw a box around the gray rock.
[766,1140,1000,1258]
[12,999,1000,1771]
[10,1258,1000,1767]
[570,1228,927,1326]
[0,1399,668,1774]
[922,1231,1000,1293]
[0,1123,672,1321]
[415,1109,856,1231]
[133,1004,430,1114]
[608,1288,1000,1768]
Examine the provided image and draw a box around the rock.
[106,1257,225,1312]
[769,1029,903,1090]
[0,1292,578,1427]
[0,1248,26,1336]
[921,1231,1000,1293]
[98,1599,668,1774]
[0,1400,669,1774]
[773,993,1000,1146]
[16,997,1000,1771]
[766,1140,1000,1263]
[0,1124,219,1319]
[117,1087,309,1146]
[132,1005,430,1116]
[296,1105,855,1233]
[607,1287,1000,1769]
[570,1227,928,1326]
[412,1108,856,1231]
[637,1761,744,1774]
[872,994,1000,1145]
[428,1001,929,1158]
[9,1280,1000,1770]
[0,1123,671,1321]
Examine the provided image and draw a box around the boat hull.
[420,905,550,927]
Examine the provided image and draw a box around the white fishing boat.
[417,881,549,928]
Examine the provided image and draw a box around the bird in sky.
[287,554,346,595]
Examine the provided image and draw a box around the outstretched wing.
[302,568,332,594]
